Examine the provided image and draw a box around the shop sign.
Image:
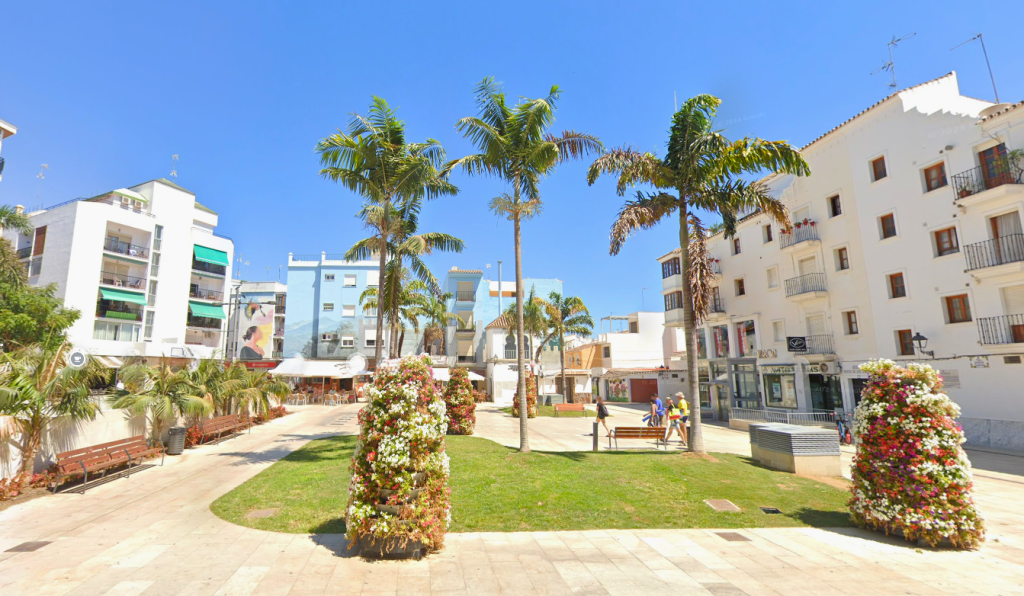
[969,356,989,369]
[939,370,961,389]
[245,361,276,369]
[761,365,795,375]
[757,348,777,359]
[787,337,807,352]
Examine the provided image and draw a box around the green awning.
[99,288,147,305]
[188,301,225,319]
[193,245,229,266]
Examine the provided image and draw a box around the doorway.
[555,376,577,403]
[990,211,1023,266]
[808,374,840,411]
[714,384,730,421]
[629,378,658,403]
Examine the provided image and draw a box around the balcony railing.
[456,290,475,302]
[275,304,286,314]
[272,351,284,359]
[709,297,725,313]
[100,271,146,289]
[191,259,226,276]
[710,261,722,275]
[457,355,476,363]
[456,324,477,334]
[785,273,827,297]
[186,315,222,330]
[780,225,819,249]
[104,238,149,259]
[189,287,224,301]
[504,349,517,359]
[977,314,1024,345]
[964,234,1024,271]
[274,329,284,337]
[952,156,1023,200]
[803,334,835,354]
[96,301,143,321]
[16,246,32,259]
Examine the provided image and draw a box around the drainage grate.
[759,507,782,514]
[245,508,279,519]
[715,532,751,542]
[5,541,51,553]
[704,499,741,512]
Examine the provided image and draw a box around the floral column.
[444,367,476,435]
[346,355,451,558]
[850,359,984,549]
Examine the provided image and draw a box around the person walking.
[595,396,611,436]
[675,391,689,445]
[651,394,665,427]
[664,395,687,446]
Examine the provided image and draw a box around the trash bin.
[167,426,186,455]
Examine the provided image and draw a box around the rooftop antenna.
[278,265,282,281]
[951,33,999,103]
[170,155,179,181]
[35,164,49,207]
[673,91,677,112]
[871,33,916,90]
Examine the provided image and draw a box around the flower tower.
[850,359,984,549]
[346,355,451,558]
[443,367,476,435]
[511,369,539,418]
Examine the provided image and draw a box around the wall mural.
[238,301,275,360]
[608,378,628,402]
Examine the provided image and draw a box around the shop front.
[762,364,798,409]
[700,358,758,420]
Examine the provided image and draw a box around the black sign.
[787,337,807,352]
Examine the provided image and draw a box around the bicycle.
[835,413,854,446]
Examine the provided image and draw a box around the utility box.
[749,423,841,476]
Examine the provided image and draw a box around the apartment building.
[3,179,234,363]
[0,117,16,182]
[657,72,1024,451]
[225,280,286,368]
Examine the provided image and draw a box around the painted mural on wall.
[608,378,628,402]
[238,301,275,360]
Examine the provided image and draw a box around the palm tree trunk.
[679,200,705,454]
[398,327,405,355]
[559,331,569,403]
[514,210,529,453]
[390,320,400,358]
[18,425,42,475]
[374,238,386,366]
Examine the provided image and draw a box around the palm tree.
[449,78,603,452]
[0,204,33,287]
[0,342,103,474]
[317,97,458,365]
[417,291,463,356]
[540,293,594,403]
[181,357,238,416]
[359,269,428,357]
[501,286,551,363]
[588,94,809,454]
[109,362,212,444]
[226,367,290,420]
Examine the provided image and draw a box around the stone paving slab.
[0,403,1021,595]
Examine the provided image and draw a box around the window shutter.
[1002,285,1024,314]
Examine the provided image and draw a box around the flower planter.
[375,504,401,516]
[380,487,423,501]
[357,535,426,560]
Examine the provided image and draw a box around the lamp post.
[911,332,935,358]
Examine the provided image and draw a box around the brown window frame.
[871,156,888,181]
[888,272,906,299]
[735,278,746,296]
[843,311,859,335]
[837,247,850,271]
[945,294,972,324]
[880,213,897,239]
[661,257,680,279]
[828,195,842,217]
[897,329,915,356]
[763,224,773,243]
[924,163,947,192]
[733,237,741,255]
[934,227,959,257]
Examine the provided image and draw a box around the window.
[629,321,638,333]
[324,274,335,282]
[871,156,887,181]
[93,321,140,342]
[602,346,610,358]
[664,291,683,311]
[365,337,377,348]
[772,320,785,343]
[32,226,47,256]
[153,225,163,252]
[879,213,897,239]
[321,333,336,341]
[28,258,42,276]
[323,303,334,311]
[828,195,842,217]
[734,278,746,296]
[144,312,155,340]
[762,224,773,243]
[341,336,355,348]
[924,163,947,192]
[835,247,850,271]
[147,280,158,307]
[732,237,741,255]
[365,306,377,317]
[344,274,357,287]
[342,305,356,317]
[150,252,160,277]
[766,267,779,289]
[896,329,915,356]
[934,227,959,257]
[367,270,379,287]
[736,321,756,357]
[843,311,859,335]
[945,294,972,323]
[888,273,906,299]
[661,257,680,278]
[712,325,730,357]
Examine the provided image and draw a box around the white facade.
[658,73,1024,451]
[3,179,234,363]
[0,117,16,183]
[225,280,287,365]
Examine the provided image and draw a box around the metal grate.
[5,541,51,552]
[759,507,782,514]
[750,423,839,456]
[704,499,741,512]
[715,532,751,542]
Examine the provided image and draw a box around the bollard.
[593,421,599,451]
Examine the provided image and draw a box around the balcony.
[802,334,835,355]
[785,273,827,300]
[780,225,820,251]
[952,157,1023,208]
[99,271,146,290]
[456,290,475,302]
[186,315,223,330]
[189,287,224,301]
[710,261,722,275]
[272,351,284,359]
[504,349,517,360]
[455,324,477,335]
[977,314,1024,345]
[16,246,31,259]
[964,234,1024,276]
[96,300,143,321]
[457,355,476,363]
[104,238,149,259]
[191,259,226,276]
[274,328,284,337]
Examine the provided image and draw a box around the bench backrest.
[201,414,240,433]
[614,427,665,439]
[555,404,585,411]
[55,435,149,472]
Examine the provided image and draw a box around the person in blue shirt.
[650,395,665,427]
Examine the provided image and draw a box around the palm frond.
[609,192,679,255]
[586,148,670,194]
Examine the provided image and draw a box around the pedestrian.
[675,391,689,446]
[595,396,611,436]
[664,396,687,446]
[649,395,665,427]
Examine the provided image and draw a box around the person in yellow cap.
[664,394,688,446]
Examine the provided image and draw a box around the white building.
[658,72,1024,452]
[3,178,234,364]
[0,117,16,183]
[225,280,287,369]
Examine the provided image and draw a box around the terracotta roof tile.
[484,313,513,329]
[980,100,1024,122]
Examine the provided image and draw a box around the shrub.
[0,475,24,501]
[850,359,984,549]
[443,368,476,435]
[184,424,203,448]
[511,370,539,418]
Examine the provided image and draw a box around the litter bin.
[167,426,187,455]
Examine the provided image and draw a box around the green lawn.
[499,405,605,418]
[212,435,852,534]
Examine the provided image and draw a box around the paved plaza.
[0,403,1022,595]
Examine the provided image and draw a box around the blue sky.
[1,1,1020,324]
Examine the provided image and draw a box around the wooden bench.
[54,435,164,493]
[198,414,248,445]
[608,426,667,450]
[554,403,588,418]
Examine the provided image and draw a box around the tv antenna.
[170,154,179,180]
[35,164,49,206]
[871,33,916,90]
[951,33,999,103]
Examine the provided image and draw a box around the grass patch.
[499,405,605,418]
[211,435,852,534]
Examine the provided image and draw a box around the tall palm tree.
[0,342,103,474]
[317,97,458,365]
[359,269,428,357]
[501,286,551,363]
[540,292,594,404]
[0,204,33,287]
[417,291,463,356]
[449,78,603,452]
[588,94,809,454]
[109,362,212,444]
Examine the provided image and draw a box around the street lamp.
[911,332,934,358]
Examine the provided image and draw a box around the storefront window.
[710,361,728,382]
[850,378,869,408]
[763,366,797,408]
[712,325,729,358]
[698,384,711,408]
[736,320,756,357]
[696,329,707,360]
[698,363,710,383]
[731,362,759,408]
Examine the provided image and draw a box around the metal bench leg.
[79,462,89,494]
[124,449,134,478]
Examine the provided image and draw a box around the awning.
[269,358,365,378]
[431,368,485,382]
[188,301,225,319]
[193,245,229,266]
[94,356,124,368]
[99,287,147,305]
[111,188,148,204]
